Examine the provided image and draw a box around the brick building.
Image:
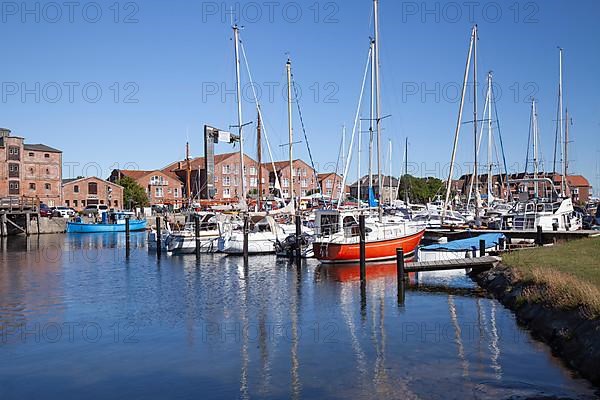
[0,128,62,206]
[62,177,124,211]
[317,173,349,200]
[263,159,319,199]
[163,152,270,201]
[109,169,184,208]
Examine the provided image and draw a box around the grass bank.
[503,238,600,318]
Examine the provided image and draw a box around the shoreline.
[472,264,600,386]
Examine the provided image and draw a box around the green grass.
[503,238,600,318]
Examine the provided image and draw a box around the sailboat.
[501,49,581,231]
[313,0,425,263]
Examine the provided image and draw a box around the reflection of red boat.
[312,210,426,264]
[319,261,418,282]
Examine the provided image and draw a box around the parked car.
[82,204,110,216]
[52,206,75,218]
[39,203,52,217]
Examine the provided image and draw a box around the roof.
[62,176,123,188]
[23,143,62,153]
[317,172,342,181]
[551,174,590,187]
[351,175,399,187]
[163,152,241,173]
[262,159,314,172]
[117,169,182,183]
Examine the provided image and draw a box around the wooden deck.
[404,256,501,272]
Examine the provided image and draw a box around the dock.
[405,256,501,272]
[425,228,600,244]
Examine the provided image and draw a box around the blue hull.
[67,220,147,233]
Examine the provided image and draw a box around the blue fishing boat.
[417,233,506,262]
[67,211,147,233]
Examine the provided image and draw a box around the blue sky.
[2,0,599,193]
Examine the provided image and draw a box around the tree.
[116,176,149,209]
[398,175,444,203]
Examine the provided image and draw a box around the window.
[303,169,307,177]
[29,183,36,190]
[301,190,307,196]
[114,200,118,207]
[88,182,98,195]
[8,146,20,160]
[155,187,164,197]
[8,163,19,178]
[233,177,238,187]
[214,176,219,183]
[45,168,50,175]
[283,178,289,188]
[45,183,51,190]
[174,188,179,198]
[28,152,34,157]
[326,189,332,196]
[297,168,302,177]
[29,167,34,174]
[168,188,172,194]
[74,185,79,193]
[9,181,19,194]
[223,188,231,198]
[74,200,78,207]
[250,177,257,187]
[65,200,70,207]
[326,180,333,189]
[249,166,257,175]
[44,153,50,158]
[223,176,231,187]
[81,200,85,207]
[222,164,230,174]
[301,179,307,188]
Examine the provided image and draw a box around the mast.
[257,109,263,211]
[404,137,409,204]
[373,0,383,222]
[473,25,480,225]
[532,99,539,197]
[487,72,494,203]
[233,25,246,203]
[442,25,476,222]
[388,139,392,205]
[342,124,346,176]
[564,108,569,196]
[357,118,362,204]
[186,142,192,205]
[368,39,375,204]
[286,59,294,203]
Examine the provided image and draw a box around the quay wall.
[472,265,600,385]
[32,217,67,234]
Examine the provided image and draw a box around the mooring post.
[295,214,302,265]
[536,225,543,246]
[359,214,366,284]
[125,217,131,258]
[156,216,162,257]
[25,213,31,237]
[499,236,505,251]
[396,247,405,305]
[243,215,249,262]
[479,239,486,257]
[0,213,6,237]
[195,214,201,258]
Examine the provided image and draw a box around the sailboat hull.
[313,229,425,264]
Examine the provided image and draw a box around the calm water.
[0,233,598,400]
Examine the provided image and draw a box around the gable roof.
[262,159,315,172]
[117,169,182,183]
[163,152,244,173]
[62,176,123,188]
[23,143,62,153]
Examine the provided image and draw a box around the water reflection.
[0,234,597,399]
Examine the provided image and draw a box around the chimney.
[0,128,11,138]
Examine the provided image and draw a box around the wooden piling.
[536,225,543,246]
[359,214,366,283]
[125,217,131,258]
[295,214,302,265]
[156,216,162,257]
[25,213,30,237]
[195,215,201,258]
[479,239,485,257]
[243,215,249,262]
[0,213,6,237]
[499,236,505,251]
[396,247,405,305]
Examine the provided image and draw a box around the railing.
[0,197,38,212]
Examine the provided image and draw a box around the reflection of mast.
[448,295,470,377]
[290,262,301,399]
[238,264,249,400]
